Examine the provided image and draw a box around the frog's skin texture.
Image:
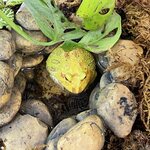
[46,47,97,94]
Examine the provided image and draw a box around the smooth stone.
[8,53,23,77]
[57,115,105,150]
[0,30,16,60]
[22,54,44,68]
[0,87,21,127]
[16,3,40,31]
[0,114,48,150]
[20,99,53,127]
[14,72,27,94]
[96,83,137,138]
[107,40,143,66]
[46,118,77,150]
[89,85,100,109]
[46,137,59,150]
[99,72,114,89]
[0,61,14,108]
[12,30,47,54]
[76,109,97,121]
[94,52,108,73]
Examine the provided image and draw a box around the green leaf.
[0,0,122,54]
[61,41,83,52]
[0,7,14,29]
[24,0,86,42]
[76,0,115,30]
[0,0,4,8]
[79,12,122,53]
[6,0,24,7]
[0,8,60,46]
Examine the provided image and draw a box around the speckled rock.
[96,83,137,138]
[0,30,16,60]
[0,61,14,108]
[8,53,23,77]
[22,54,44,68]
[46,118,77,150]
[20,99,53,127]
[16,3,40,31]
[0,114,48,150]
[14,72,27,94]
[0,87,21,127]
[57,115,105,150]
[12,30,47,54]
[107,40,143,66]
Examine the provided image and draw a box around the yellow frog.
[46,47,96,94]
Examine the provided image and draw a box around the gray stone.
[12,30,47,54]
[20,99,53,127]
[46,118,77,150]
[89,85,100,109]
[16,3,40,31]
[0,30,16,60]
[96,83,138,138]
[8,53,23,77]
[0,114,48,150]
[99,72,114,89]
[0,61,14,109]
[0,87,21,127]
[22,54,44,68]
[57,115,105,150]
[76,109,97,121]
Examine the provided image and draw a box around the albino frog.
[46,47,96,94]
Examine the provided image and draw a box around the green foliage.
[76,0,115,30]
[0,0,4,8]
[0,0,23,29]
[24,0,86,42]
[0,7,14,29]
[6,0,24,7]
[0,0,122,53]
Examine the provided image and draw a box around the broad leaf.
[79,12,122,53]
[76,0,115,30]
[24,0,86,42]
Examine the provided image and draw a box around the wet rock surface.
[96,83,137,138]
[0,114,48,150]
[0,30,16,60]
